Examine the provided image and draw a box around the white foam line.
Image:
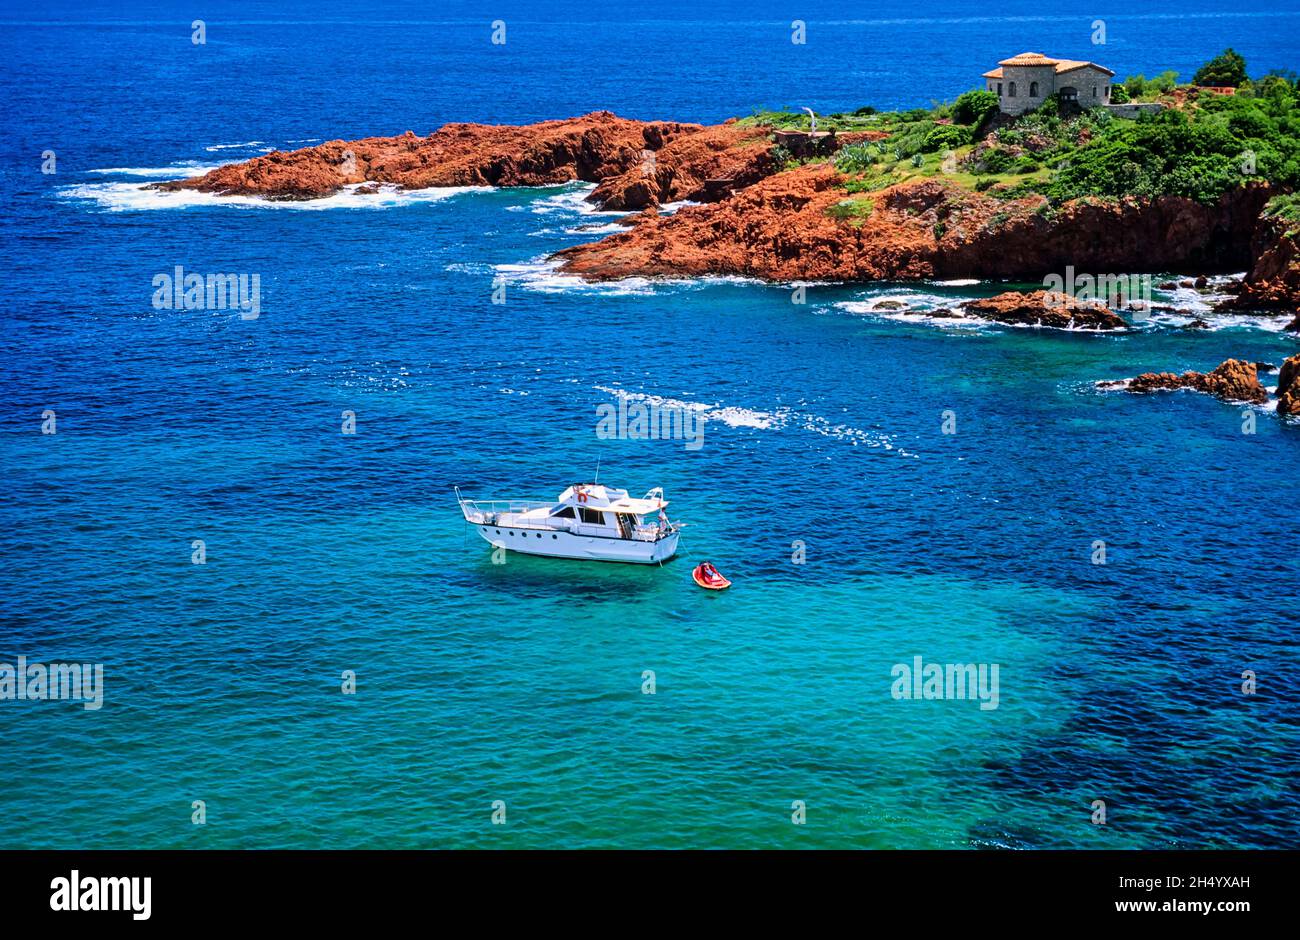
[86,163,221,178]
[60,180,493,212]
[204,141,265,151]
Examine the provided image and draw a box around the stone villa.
[983,52,1115,115]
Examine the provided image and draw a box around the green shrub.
[953,89,1000,126]
[922,124,970,152]
[1156,71,1179,93]
[976,148,1017,174]
[1193,48,1247,88]
[834,143,876,174]
[826,198,875,223]
[1110,84,1130,104]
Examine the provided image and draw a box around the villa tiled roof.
[1053,59,1115,76]
[998,52,1060,67]
[994,52,1116,77]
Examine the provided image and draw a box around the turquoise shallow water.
[1,0,1298,848]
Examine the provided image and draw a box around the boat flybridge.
[457,484,681,564]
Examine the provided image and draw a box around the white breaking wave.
[526,183,605,216]
[60,179,493,212]
[204,141,265,151]
[497,257,770,296]
[86,162,221,178]
[496,258,662,296]
[836,295,988,330]
[564,221,629,236]
[1141,309,1294,333]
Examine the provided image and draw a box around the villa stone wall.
[987,62,1115,115]
[1059,66,1112,108]
[995,65,1056,115]
[1104,102,1165,119]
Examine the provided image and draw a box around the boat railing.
[458,496,553,525]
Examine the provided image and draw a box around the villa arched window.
[1008,81,1017,98]
[1029,81,1039,97]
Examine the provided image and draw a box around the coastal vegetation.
[814,50,1300,208]
[160,50,1300,315]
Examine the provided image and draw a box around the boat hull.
[473,523,678,564]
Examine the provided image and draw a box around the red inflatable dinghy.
[692,562,731,590]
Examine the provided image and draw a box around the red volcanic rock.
[589,123,778,211]
[154,112,703,201]
[556,169,1272,284]
[616,207,661,227]
[1221,209,1300,311]
[962,290,1127,330]
[1278,354,1300,416]
[1128,359,1268,405]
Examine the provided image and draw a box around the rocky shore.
[156,112,1300,317]
[1101,354,1300,414]
[153,112,706,201]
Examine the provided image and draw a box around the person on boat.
[699,562,719,581]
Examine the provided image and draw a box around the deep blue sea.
[1,0,1297,849]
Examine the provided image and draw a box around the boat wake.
[594,385,916,455]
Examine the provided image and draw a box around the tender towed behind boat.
[457,483,682,564]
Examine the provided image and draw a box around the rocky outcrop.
[1126,359,1269,405]
[158,110,1291,302]
[1220,210,1300,312]
[154,112,705,201]
[588,121,777,211]
[1278,354,1300,416]
[556,169,1273,283]
[962,290,1127,330]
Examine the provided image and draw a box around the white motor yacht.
[457,483,681,564]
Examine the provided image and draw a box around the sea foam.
[61,178,492,212]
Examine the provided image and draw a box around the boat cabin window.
[579,508,606,525]
[550,505,576,519]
